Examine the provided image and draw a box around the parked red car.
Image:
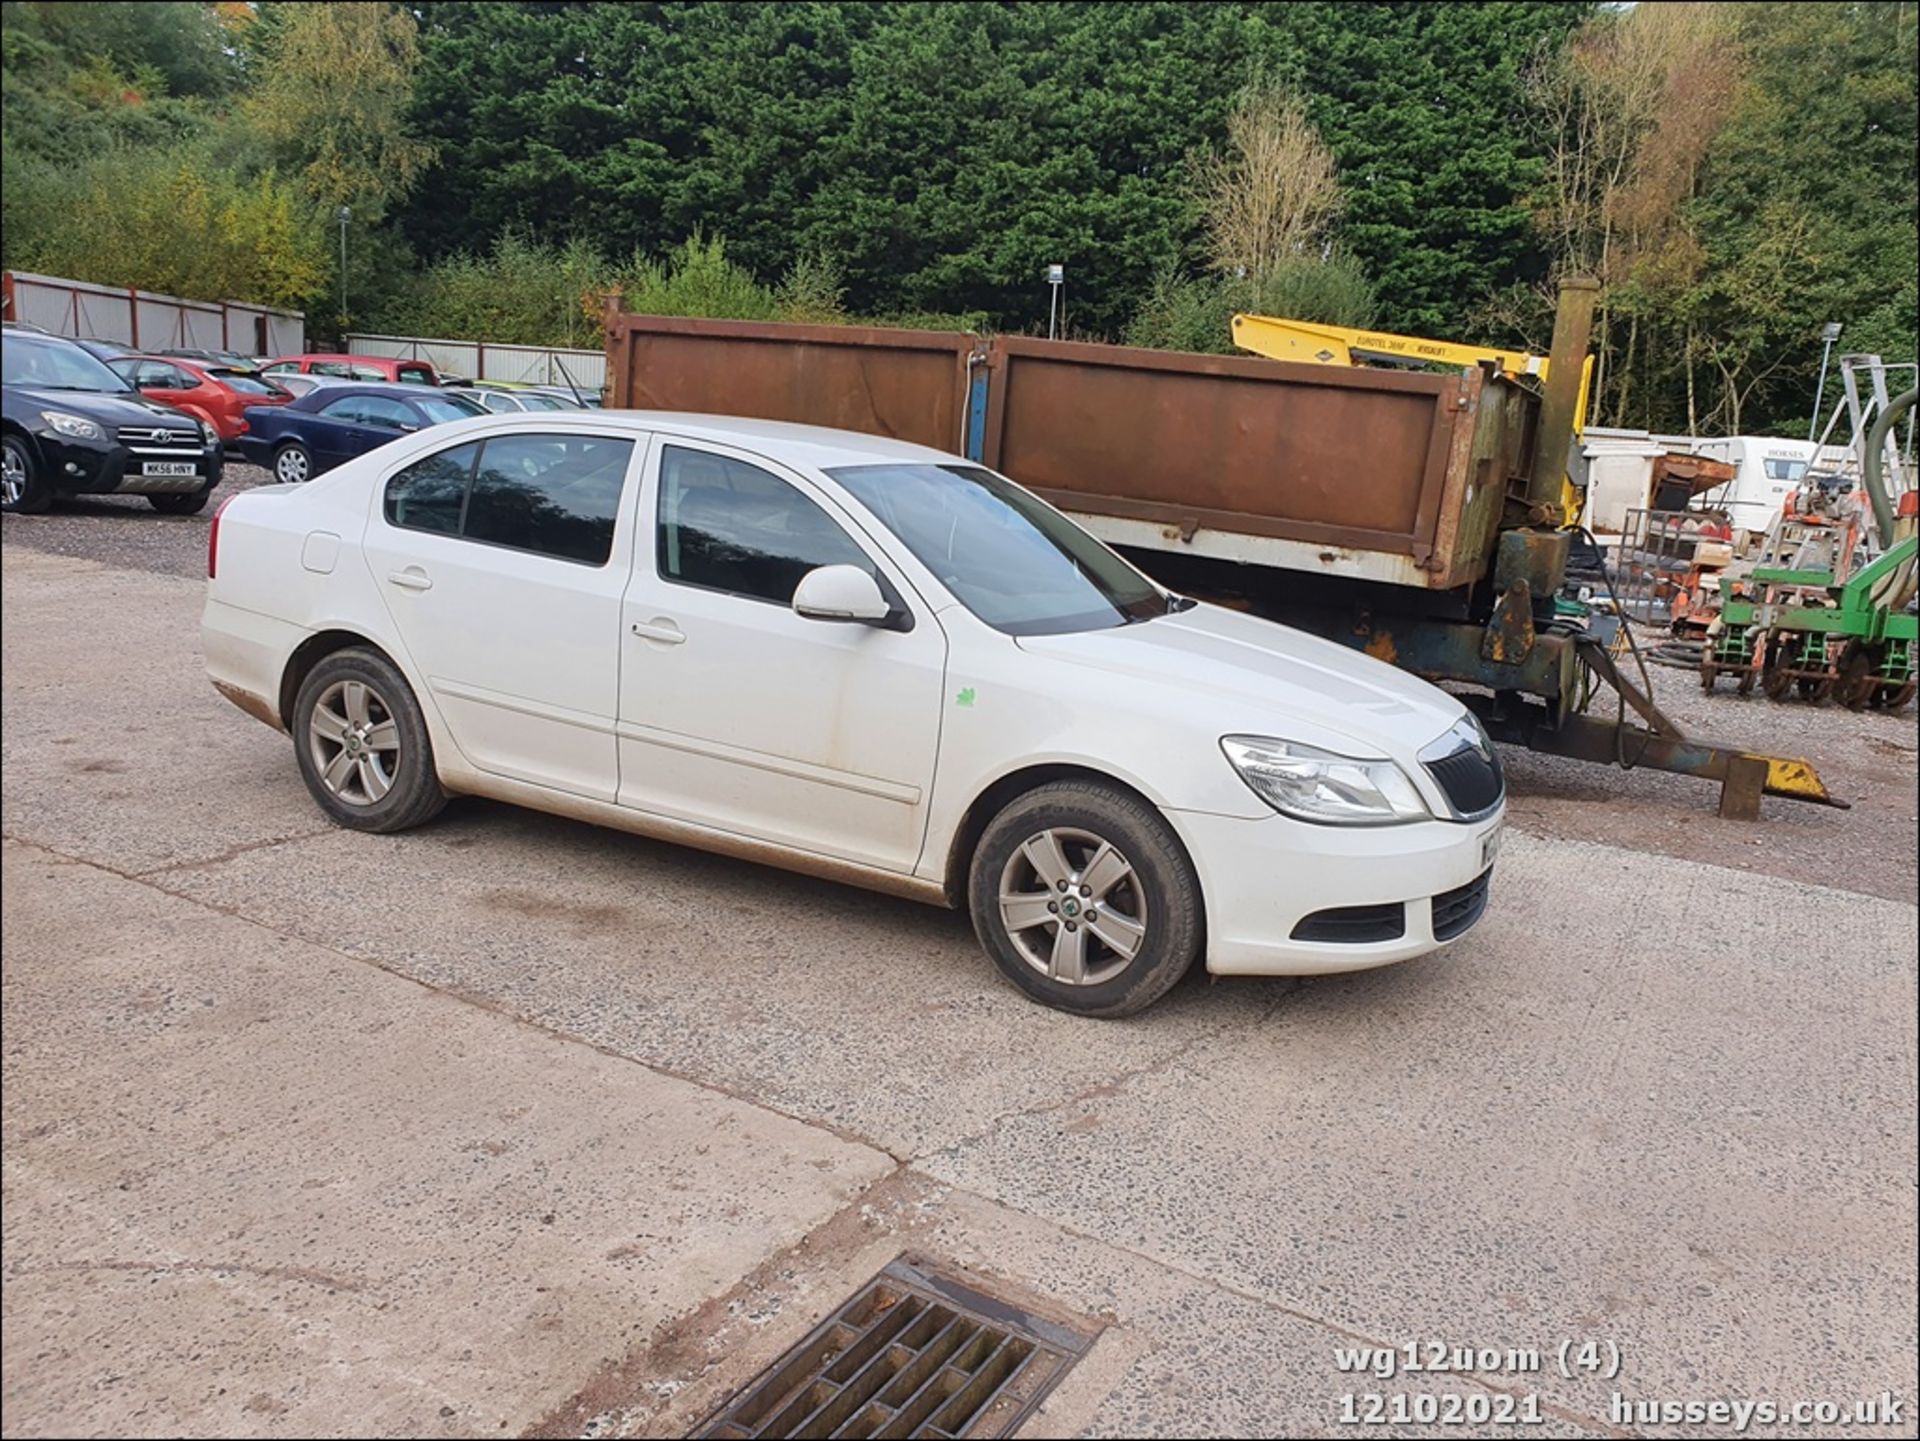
[108,354,294,442]
[259,353,441,386]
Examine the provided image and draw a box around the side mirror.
[792,564,892,625]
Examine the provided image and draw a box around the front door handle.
[387,568,433,592]
[630,617,685,646]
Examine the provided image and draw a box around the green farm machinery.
[1701,384,1918,711]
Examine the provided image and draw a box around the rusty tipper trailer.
[603,295,1838,819]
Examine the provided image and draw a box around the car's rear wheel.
[273,441,312,484]
[292,648,448,833]
[148,485,212,515]
[969,779,1202,1017]
[1,435,50,514]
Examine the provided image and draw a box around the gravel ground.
[1500,648,1918,903]
[0,461,277,576]
[7,476,1913,901]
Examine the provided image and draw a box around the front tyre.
[969,780,1202,1017]
[149,485,212,515]
[1,434,50,514]
[292,648,448,833]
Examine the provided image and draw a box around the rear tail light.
[208,493,238,579]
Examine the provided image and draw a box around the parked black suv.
[2,332,223,514]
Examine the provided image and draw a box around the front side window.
[384,434,633,565]
[313,361,356,378]
[658,445,876,605]
[828,463,1170,635]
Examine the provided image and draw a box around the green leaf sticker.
[955,687,976,708]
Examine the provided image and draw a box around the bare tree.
[1194,78,1343,282]
[1527,4,1745,425]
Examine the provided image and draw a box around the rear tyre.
[292,647,448,833]
[149,485,212,515]
[272,441,313,485]
[1,434,50,514]
[969,780,1202,1018]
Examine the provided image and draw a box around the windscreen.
[828,462,1172,635]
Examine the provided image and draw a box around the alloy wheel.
[275,446,309,484]
[997,826,1148,986]
[1,444,27,506]
[307,679,400,806]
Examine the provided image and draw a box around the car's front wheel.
[149,485,212,515]
[1,434,50,514]
[969,779,1202,1017]
[292,647,448,833]
[272,441,313,484]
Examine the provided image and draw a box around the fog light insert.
[1290,901,1406,944]
[696,1255,1098,1439]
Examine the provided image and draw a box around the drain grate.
[695,1256,1096,1440]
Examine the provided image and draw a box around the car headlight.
[198,419,217,443]
[1221,735,1431,826]
[41,410,104,441]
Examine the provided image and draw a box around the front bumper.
[1169,805,1505,976]
[33,429,222,496]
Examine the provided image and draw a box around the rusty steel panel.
[606,311,971,451]
[980,338,1483,580]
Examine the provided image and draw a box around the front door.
[615,439,947,873]
[361,428,643,801]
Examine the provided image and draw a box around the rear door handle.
[630,618,686,646]
[387,568,433,592]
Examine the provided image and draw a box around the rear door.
[361,428,644,800]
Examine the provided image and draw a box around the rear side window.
[383,434,633,565]
[385,442,478,535]
[319,397,368,423]
[396,366,435,385]
[657,444,875,605]
[357,397,415,429]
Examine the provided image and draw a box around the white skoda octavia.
[204,412,1504,1016]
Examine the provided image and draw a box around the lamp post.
[1045,264,1064,341]
[336,205,352,334]
[1808,320,1841,441]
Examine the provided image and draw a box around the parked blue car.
[239,383,484,484]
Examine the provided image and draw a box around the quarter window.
[385,442,477,535]
[657,445,875,605]
[383,434,634,566]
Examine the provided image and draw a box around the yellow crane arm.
[1230,312,1593,436]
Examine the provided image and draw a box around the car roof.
[292,381,485,411]
[414,409,965,467]
[274,353,434,366]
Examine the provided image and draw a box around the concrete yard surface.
[2,536,1916,1439]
